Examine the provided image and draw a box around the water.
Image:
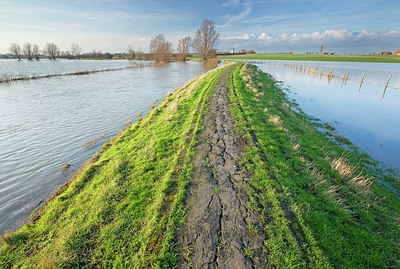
[0,59,131,78]
[253,60,400,171]
[0,60,206,234]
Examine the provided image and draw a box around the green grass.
[218,53,400,63]
[1,61,399,268]
[227,62,400,268]
[0,63,234,268]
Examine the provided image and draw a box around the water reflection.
[253,60,400,171]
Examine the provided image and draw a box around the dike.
[1,62,399,268]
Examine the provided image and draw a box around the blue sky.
[1,0,399,54]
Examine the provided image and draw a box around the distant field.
[218,53,400,63]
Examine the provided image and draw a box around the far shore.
[218,53,400,63]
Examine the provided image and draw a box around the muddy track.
[177,67,267,268]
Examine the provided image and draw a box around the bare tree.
[45,43,59,60]
[9,43,21,60]
[192,19,219,60]
[177,36,191,61]
[127,45,135,59]
[136,47,144,60]
[150,33,172,63]
[70,44,82,59]
[23,43,33,60]
[32,44,40,60]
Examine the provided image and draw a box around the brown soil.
[177,67,267,268]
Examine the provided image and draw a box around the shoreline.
[218,53,400,63]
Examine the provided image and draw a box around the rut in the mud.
[178,68,267,268]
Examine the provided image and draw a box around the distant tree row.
[8,43,82,60]
[149,19,219,63]
[9,20,219,63]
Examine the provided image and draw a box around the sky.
[1,0,399,54]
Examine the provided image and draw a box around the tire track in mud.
[177,67,267,268]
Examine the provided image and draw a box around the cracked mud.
[177,68,267,268]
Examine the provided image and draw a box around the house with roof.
[394,50,400,55]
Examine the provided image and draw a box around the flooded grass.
[0,62,178,84]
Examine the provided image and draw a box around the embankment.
[1,62,399,268]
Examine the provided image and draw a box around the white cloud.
[222,33,255,40]
[221,0,240,7]
[257,29,400,45]
[218,0,252,27]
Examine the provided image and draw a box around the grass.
[227,62,400,268]
[218,53,400,63]
[0,63,234,268]
[1,61,399,268]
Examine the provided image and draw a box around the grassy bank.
[219,53,400,63]
[1,62,399,268]
[227,62,400,267]
[0,63,234,268]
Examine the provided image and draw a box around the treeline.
[8,43,82,60]
[6,19,219,63]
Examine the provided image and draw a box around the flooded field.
[0,60,206,234]
[0,59,132,79]
[252,60,400,171]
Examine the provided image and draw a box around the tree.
[192,19,219,60]
[9,43,21,60]
[127,45,135,59]
[23,43,33,60]
[70,44,82,59]
[177,36,191,61]
[136,47,144,60]
[149,33,172,63]
[32,44,40,60]
[45,43,59,60]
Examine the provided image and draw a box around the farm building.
[394,50,400,55]
[379,51,393,55]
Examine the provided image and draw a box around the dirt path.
[177,67,267,268]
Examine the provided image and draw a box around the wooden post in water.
[381,74,392,99]
[358,72,366,92]
[341,70,347,88]
[344,71,349,85]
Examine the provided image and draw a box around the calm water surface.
[253,60,400,171]
[0,59,131,78]
[0,60,206,234]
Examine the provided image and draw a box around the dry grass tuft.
[331,152,373,192]
[135,111,142,118]
[269,115,282,127]
[61,163,70,172]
